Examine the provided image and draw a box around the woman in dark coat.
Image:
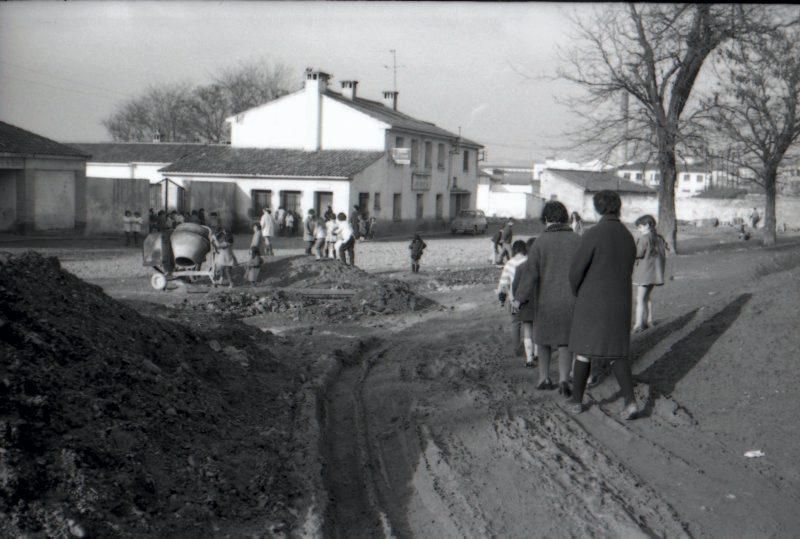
[515,201,581,393]
[567,190,639,419]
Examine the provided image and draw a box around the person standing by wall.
[749,207,761,230]
[275,206,286,236]
[567,190,639,419]
[123,210,133,246]
[259,208,275,256]
[350,205,361,240]
[304,209,317,255]
[132,211,143,247]
[337,212,355,266]
[515,201,581,395]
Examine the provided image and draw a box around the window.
[435,193,443,219]
[696,174,703,183]
[437,143,445,169]
[651,172,661,184]
[358,192,369,213]
[314,191,332,216]
[416,194,424,219]
[410,139,419,166]
[252,189,272,218]
[393,193,402,221]
[682,174,690,182]
[635,172,642,181]
[623,172,631,180]
[373,192,381,211]
[424,141,432,169]
[280,191,301,214]
[395,136,404,148]
[463,149,470,172]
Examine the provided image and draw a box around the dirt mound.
[425,266,501,290]
[0,252,305,536]
[260,256,368,289]
[180,278,436,322]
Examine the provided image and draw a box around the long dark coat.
[511,262,536,322]
[568,215,636,358]
[516,225,581,347]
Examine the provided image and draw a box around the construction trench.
[4,247,800,536]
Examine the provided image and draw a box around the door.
[280,190,302,214]
[393,193,402,221]
[358,192,370,215]
[315,191,333,216]
[252,189,272,219]
[416,193,424,219]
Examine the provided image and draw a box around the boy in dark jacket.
[409,234,427,273]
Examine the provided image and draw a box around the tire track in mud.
[320,312,691,537]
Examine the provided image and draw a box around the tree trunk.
[657,146,679,253]
[763,168,777,246]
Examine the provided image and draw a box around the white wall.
[164,174,351,226]
[34,170,75,230]
[320,97,388,151]
[86,162,168,184]
[229,92,308,149]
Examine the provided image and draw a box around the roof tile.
[548,168,654,193]
[69,142,214,163]
[160,146,384,178]
[0,121,88,159]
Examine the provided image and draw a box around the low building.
[476,166,543,219]
[541,168,656,222]
[70,142,215,213]
[615,161,716,197]
[0,120,88,233]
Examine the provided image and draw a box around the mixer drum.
[171,223,211,266]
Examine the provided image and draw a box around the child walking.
[408,234,427,273]
[497,239,528,362]
[632,214,668,332]
[313,216,327,260]
[215,228,237,288]
[250,223,265,256]
[246,247,262,286]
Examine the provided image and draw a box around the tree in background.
[103,60,297,143]
[560,4,778,252]
[704,24,800,246]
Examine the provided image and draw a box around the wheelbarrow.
[142,223,218,290]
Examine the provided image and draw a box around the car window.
[460,211,475,217]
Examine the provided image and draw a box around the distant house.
[476,165,544,219]
[615,161,718,197]
[541,168,657,222]
[0,120,88,233]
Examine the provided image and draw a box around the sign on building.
[392,148,411,165]
[412,172,431,191]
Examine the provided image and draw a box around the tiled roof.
[493,170,533,186]
[0,121,88,159]
[548,168,654,194]
[160,146,384,178]
[68,142,215,163]
[324,90,483,147]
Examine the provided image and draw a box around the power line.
[0,59,136,100]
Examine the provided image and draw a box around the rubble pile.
[426,266,501,289]
[259,255,369,289]
[0,252,305,536]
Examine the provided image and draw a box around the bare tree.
[704,24,800,245]
[215,60,297,117]
[103,83,195,142]
[560,4,778,252]
[103,60,298,143]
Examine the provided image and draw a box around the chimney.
[304,68,330,151]
[382,91,398,111]
[341,80,358,100]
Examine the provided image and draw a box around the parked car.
[451,210,488,235]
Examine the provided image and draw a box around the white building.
[615,161,715,197]
[74,69,482,231]
[476,165,543,219]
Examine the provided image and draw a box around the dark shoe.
[536,378,555,390]
[558,381,572,398]
[525,360,534,368]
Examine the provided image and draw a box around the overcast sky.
[0,1,594,165]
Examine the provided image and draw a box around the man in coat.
[567,190,639,419]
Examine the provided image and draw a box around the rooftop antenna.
[383,49,405,92]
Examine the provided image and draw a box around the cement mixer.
[142,223,218,290]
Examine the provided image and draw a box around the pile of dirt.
[0,252,307,536]
[259,256,368,289]
[425,266,501,290]
[179,278,436,322]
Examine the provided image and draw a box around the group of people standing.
[496,190,668,419]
